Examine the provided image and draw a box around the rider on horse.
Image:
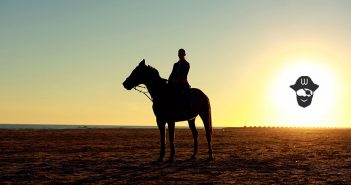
[123,56,213,161]
[168,49,191,107]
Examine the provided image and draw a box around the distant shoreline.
[0,124,159,130]
[0,124,225,130]
[0,124,349,130]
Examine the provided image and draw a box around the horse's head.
[123,59,158,90]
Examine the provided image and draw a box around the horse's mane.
[146,65,167,83]
[146,65,159,76]
[146,65,167,84]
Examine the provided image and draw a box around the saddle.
[169,88,193,113]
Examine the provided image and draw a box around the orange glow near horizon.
[1,1,351,128]
[230,51,349,128]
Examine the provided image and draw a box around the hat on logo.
[290,76,319,91]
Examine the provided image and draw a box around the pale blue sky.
[1,1,351,126]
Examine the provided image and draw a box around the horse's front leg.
[157,120,166,162]
[188,118,198,159]
[167,121,175,162]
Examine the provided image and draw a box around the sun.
[266,58,342,127]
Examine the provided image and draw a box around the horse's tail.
[204,95,212,135]
[196,89,212,136]
[208,100,212,134]
[196,89,213,158]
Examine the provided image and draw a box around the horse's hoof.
[190,155,196,160]
[156,157,164,163]
[207,155,214,161]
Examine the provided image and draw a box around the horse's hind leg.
[188,118,198,159]
[200,109,213,160]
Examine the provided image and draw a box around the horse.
[123,59,213,162]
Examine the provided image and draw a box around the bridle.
[133,85,153,102]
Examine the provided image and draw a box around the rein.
[133,85,153,102]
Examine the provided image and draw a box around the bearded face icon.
[290,76,319,108]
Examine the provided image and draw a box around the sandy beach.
[1,128,350,184]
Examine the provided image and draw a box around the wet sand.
[1,128,351,184]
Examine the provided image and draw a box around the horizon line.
[0,123,350,129]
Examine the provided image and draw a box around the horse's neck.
[145,77,167,101]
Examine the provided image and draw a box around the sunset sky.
[1,0,351,127]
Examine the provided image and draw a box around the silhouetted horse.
[123,59,213,162]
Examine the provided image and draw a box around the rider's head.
[178,48,186,60]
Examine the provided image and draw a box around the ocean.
[0,124,158,130]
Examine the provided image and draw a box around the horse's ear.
[139,59,145,66]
